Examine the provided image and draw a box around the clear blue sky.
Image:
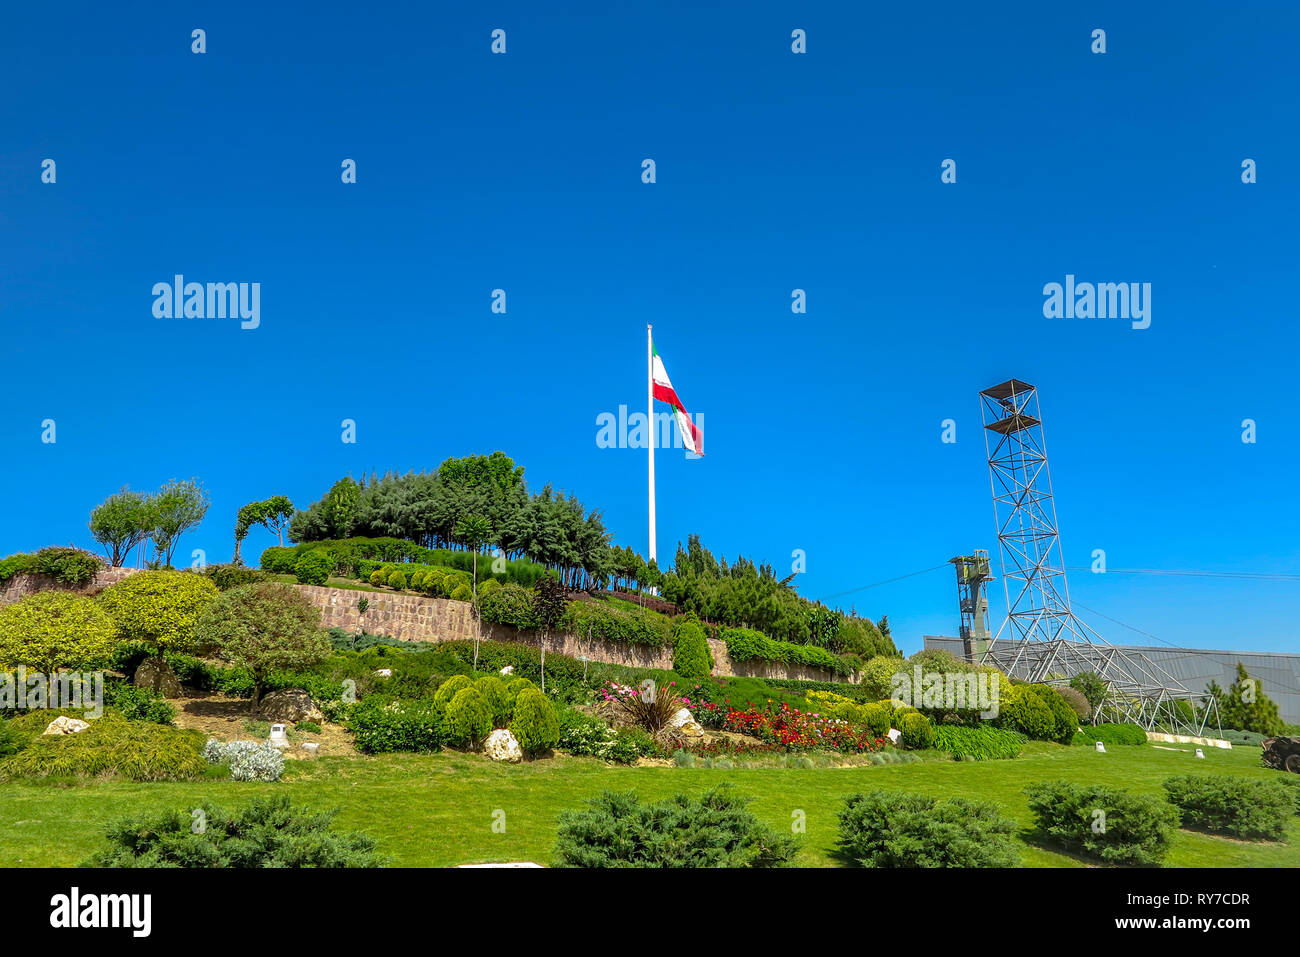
[2,2,1297,654]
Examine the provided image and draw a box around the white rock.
[484,728,523,763]
[302,742,321,757]
[886,728,902,744]
[499,665,515,676]
[667,708,693,728]
[375,669,393,677]
[43,716,90,735]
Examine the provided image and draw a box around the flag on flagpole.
[651,341,704,456]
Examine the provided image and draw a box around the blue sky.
[2,2,1297,654]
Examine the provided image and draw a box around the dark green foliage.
[103,680,176,724]
[932,725,1026,760]
[836,791,1020,867]
[671,615,713,678]
[721,627,852,676]
[31,546,103,585]
[1206,663,1287,736]
[293,549,333,586]
[0,719,27,757]
[562,599,673,647]
[0,553,38,583]
[476,582,539,628]
[1162,775,1294,840]
[996,684,1058,741]
[899,712,936,750]
[259,546,299,574]
[295,720,322,733]
[81,795,384,868]
[509,688,560,755]
[553,785,799,868]
[348,697,446,753]
[1023,684,1079,744]
[0,713,205,782]
[1072,723,1149,746]
[1024,780,1179,865]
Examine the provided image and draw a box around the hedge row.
[720,628,852,676]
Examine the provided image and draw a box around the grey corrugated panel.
[921,636,1300,724]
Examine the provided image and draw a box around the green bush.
[386,570,408,590]
[259,546,299,575]
[0,713,205,782]
[295,720,322,733]
[996,684,1058,741]
[445,687,492,748]
[81,795,384,867]
[671,616,713,679]
[1162,775,1294,840]
[293,550,333,586]
[409,569,427,590]
[203,564,268,591]
[720,627,851,676]
[932,725,1026,760]
[104,680,176,724]
[369,568,388,587]
[476,583,538,628]
[97,570,220,656]
[348,697,446,753]
[433,674,473,708]
[0,553,38,583]
[562,600,674,647]
[0,592,120,674]
[29,546,103,586]
[0,719,29,757]
[1024,780,1179,865]
[474,675,511,727]
[836,791,1020,867]
[450,583,473,602]
[860,702,891,737]
[553,785,799,867]
[1072,723,1148,746]
[899,712,935,750]
[1023,684,1079,744]
[509,688,560,756]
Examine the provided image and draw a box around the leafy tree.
[452,513,493,597]
[97,570,219,658]
[532,576,569,693]
[0,592,119,674]
[149,478,210,567]
[1206,663,1285,736]
[88,488,154,567]
[234,495,295,564]
[194,582,331,706]
[1069,672,1108,713]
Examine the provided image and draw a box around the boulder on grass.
[254,689,323,724]
[484,728,523,763]
[668,708,705,738]
[134,657,182,698]
[43,716,91,735]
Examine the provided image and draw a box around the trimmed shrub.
[995,684,1057,741]
[433,674,473,708]
[836,791,1020,867]
[478,578,502,598]
[860,702,891,737]
[1056,685,1093,721]
[476,583,538,628]
[563,600,674,647]
[386,570,408,590]
[204,564,268,591]
[504,676,538,711]
[0,713,205,782]
[81,795,384,868]
[369,568,388,587]
[932,725,1026,760]
[474,675,511,728]
[0,592,119,674]
[1025,780,1179,865]
[259,546,299,575]
[348,698,446,753]
[553,785,799,868]
[899,712,935,750]
[293,549,333,586]
[29,546,103,585]
[720,627,851,676]
[671,616,713,679]
[1072,723,1148,746]
[450,583,473,602]
[409,569,427,590]
[445,687,492,748]
[1024,684,1079,744]
[1162,775,1294,840]
[97,570,220,656]
[509,688,560,756]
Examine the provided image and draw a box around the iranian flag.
[652,341,704,456]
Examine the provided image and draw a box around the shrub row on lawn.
[932,725,1027,760]
[1071,723,1149,746]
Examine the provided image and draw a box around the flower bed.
[723,703,889,753]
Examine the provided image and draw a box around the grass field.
[2,740,1295,868]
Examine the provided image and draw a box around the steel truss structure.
[977,379,1219,735]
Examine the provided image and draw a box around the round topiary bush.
[386,570,408,590]
[409,569,427,590]
[509,688,560,756]
[97,570,220,657]
[860,702,891,737]
[478,578,502,598]
[1055,685,1093,721]
[433,674,473,709]
[996,684,1057,741]
[1024,684,1079,744]
[504,676,537,712]
[671,616,713,679]
[450,583,473,602]
[445,687,492,748]
[474,675,511,728]
[369,568,388,587]
[0,592,119,674]
[293,550,333,586]
[899,712,935,750]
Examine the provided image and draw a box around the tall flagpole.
[647,323,656,564]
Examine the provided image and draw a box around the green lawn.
[2,741,1295,868]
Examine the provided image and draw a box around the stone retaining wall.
[0,567,138,605]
